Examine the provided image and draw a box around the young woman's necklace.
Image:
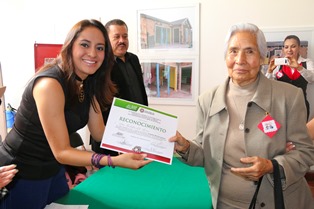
[75,75,84,103]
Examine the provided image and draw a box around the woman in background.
[266,35,314,120]
[0,19,151,209]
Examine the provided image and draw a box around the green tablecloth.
[57,157,212,209]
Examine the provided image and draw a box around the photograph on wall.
[141,58,198,105]
[137,3,199,53]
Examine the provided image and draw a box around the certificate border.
[101,98,177,165]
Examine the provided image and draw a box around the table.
[57,157,212,209]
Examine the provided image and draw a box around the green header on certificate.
[114,98,140,111]
[113,98,177,118]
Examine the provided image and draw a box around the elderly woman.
[170,23,314,209]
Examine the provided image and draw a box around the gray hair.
[224,23,267,60]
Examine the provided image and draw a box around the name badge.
[257,113,281,138]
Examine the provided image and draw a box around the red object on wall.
[34,43,63,72]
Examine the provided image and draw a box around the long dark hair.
[37,19,116,112]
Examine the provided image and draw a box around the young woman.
[0,19,151,209]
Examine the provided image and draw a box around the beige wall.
[1,0,314,146]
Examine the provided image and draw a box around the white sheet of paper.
[101,98,177,164]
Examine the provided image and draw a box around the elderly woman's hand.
[169,131,190,154]
[230,156,273,181]
[286,142,296,152]
[0,164,18,188]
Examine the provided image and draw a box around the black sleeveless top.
[0,66,91,179]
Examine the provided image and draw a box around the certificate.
[101,98,177,165]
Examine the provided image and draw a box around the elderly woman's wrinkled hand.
[169,131,190,154]
[230,156,273,182]
[286,142,296,152]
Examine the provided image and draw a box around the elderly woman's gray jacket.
[182,72,314,209]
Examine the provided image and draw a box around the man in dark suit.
[90,19,148,155]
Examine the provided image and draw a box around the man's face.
[107,25,129,59]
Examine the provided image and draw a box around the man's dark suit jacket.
[91,52,148,155]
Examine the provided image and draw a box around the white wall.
[1,0,314,147]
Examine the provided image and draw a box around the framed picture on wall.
[137,3,200,54]
[141,57,199,105]
[137,3,200,105]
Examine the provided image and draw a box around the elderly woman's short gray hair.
[224,23,267,60]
